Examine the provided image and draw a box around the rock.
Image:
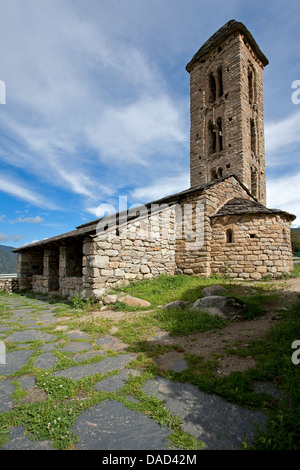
[164,300,193,309]
[103,294,119,305]
[192,296,247,319]
[202,285,228,296]
[117,295,151,308]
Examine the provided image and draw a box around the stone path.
[0,295,272,451]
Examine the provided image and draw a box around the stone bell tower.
[186,20,269,205]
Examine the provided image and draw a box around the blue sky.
[0,0,299,248]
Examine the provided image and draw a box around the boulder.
[164,300,193,310]
[192,295,247,319]
[202,285,228,297]
[117,295,151,308]
[102,294,119,305]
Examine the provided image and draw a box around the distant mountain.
[0,245,17,274]
[292,227,300,232]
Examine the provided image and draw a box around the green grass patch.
[111,273,230,308]
[154,306,226,337]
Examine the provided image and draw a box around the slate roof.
[211,197,296,220]
[13,176,295,253]
[186,19,269,73]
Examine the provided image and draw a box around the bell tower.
[186,20,269,204]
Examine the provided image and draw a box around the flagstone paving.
[0,294,271,451]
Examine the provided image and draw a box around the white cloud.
[0,215,6,222]
[265,111,300,154]
[0,232,24,243]
[0,0,187,208]
[0,175,55,210]
[267,172,300,227]
[131,174,190,202]
[86,95,186,165]
[17,216,44,224]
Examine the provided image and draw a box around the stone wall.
[59,276,83,298]
[17,252,43,291]
[211,213,293,280]
[175,177,254,277]
[0,277,18,294]
[82,207,176,299]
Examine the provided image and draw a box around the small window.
[217,66,223,98]
[211,169,218,181]
[226,229,233,243]
[217,117,223,151]
[209,72,217,103]
[249,233,256,239]
[248,65,255,103]
[250,119,256,154]
[208,121,217,154]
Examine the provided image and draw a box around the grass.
[1,269,300,450]
[154,306,226,336]
[111,273,227,307]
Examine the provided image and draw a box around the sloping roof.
[211,197,296,220]
[76,174,253,230]
[13,177,295,253]
[14,174,246,253]
[186,19,269,73]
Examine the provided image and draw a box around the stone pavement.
[0,295,270,451]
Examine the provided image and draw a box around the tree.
[291,229,300,254]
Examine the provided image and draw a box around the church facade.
[14,20,295,299]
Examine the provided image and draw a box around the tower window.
[248,65,255,103]
[250,119,256,154]
[211,169,218,181]
[226,229,233,244]
[208,72,217,103]
[208,121,216,154]
[210,167,223,181]
[217,66,223,98]
[217,117,223,151]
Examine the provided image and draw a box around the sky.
[0,0,299,248]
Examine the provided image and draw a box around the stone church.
[14,20,295,299]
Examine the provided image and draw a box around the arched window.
[217,117,223,151]
[208,72,217,103]
[211,169,218,181]
[248,65,255,103]
[217,66,223,98]
[250,118,256,154]
[208,120,216,154]
[226,229,233,244]
[217,167,223,178]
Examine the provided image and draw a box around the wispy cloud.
[0,0,187,210]
[131,174,190,203]
[267,172,300,226]
[17,216,44,224]
[265,111,300,155]
[0,232,24,243]
[0,175,56,210]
